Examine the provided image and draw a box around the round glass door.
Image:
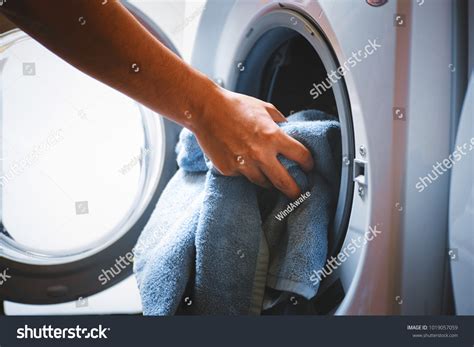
[0,29,165,264]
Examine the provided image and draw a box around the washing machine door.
[448,73,474,315]
[0,2,181,304]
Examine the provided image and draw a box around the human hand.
[192,87,314,199]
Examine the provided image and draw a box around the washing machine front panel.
[398,0,457,315]
[195,0,457,315]
[449,74,474,315]
[128,0,207,63]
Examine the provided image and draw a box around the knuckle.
[249,148,266,161]
[219,166,235,176]
[263,127,283,143]
[247,149,259,161]
[273,177,289,190]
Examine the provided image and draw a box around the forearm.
[0,0,217,130]
[0,0,314,199]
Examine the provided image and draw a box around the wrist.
[182,70,222,133]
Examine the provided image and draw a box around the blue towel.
[133,110,341,315]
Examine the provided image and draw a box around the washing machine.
[0,0,471,315]
[196,0,473,315]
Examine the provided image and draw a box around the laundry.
[133,109,341,315]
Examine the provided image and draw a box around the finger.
[260,158,301,199]
[213,163,239,177]
[277,134,314,172]
[239,164,272,188]
[265,103,287,123]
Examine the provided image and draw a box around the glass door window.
[1,30,165,264]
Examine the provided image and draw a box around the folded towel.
[133,109,341,315]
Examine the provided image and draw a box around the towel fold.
[133,109,341,315]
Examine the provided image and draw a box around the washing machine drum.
[231,21,354,258]
[222,15,356,313]
[235,27,337,116]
